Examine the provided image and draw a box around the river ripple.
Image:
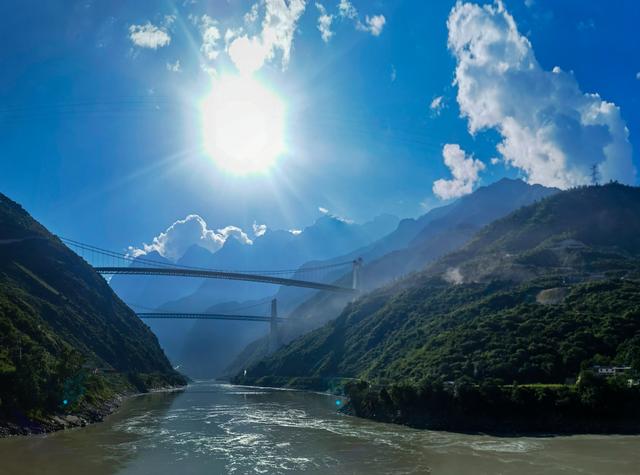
[1,381,638,474]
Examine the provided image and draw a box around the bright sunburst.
[201,75,285,175]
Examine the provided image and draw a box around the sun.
[201,75,285,175]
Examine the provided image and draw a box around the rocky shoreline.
[0,385,186,438]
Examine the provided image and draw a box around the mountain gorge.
[234,184,640,407]
[108,212,400,377]
[224,178,558,377]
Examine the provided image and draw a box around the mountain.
[0,193,185,434]
[234,184,640,390]
[161,213,401,312]
[224,178,558,377]
[126,214,399,377]
[109,245,215,312]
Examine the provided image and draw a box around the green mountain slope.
[0,193,185,429]
[235,184,640,388]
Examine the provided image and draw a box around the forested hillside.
[235,184,640,407]
[0,193,185,433]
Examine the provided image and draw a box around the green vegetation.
[233,184,640,432]
[344,374,640,433]
[0,193,186,426]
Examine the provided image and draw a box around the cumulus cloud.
[433,144,485,200]
[129,22,171,49]
[360,14,386,36]
[338,0,385,37]
[166,59,181,72]
[227,0,306,74]
[245,3,260,24]
[316,3,334,42]
[430,96,445,115]
[338,0,357,19]
[198,14,222,60]
[128,214,252,262]
[448,1,635,189]
[253,222,267,237]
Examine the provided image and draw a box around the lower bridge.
[137,312,284,323]
[137,299,283,352]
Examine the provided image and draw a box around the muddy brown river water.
[1,381,638,474]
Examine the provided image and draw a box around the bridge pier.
[269,298,280,353]
[352,258,363,292]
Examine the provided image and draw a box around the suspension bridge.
[61,237,362,351]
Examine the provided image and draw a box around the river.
[1,381,638,474]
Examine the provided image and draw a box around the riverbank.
[232,375,640,435]
[0,383,186,438]
[342,379,640,436]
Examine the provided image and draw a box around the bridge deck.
[97,266,355,293]
[137,312,284,322]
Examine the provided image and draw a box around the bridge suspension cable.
[59,237,353,277]
[59,236,359,293]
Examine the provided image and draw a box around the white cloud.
[338,0,385,37]
[244,3,260,24]
[316,3,334,42]
[227,0,306,74]
[129,22,171,49]
[128,214,252,262]
[390,64,397,82]
[433,144,485,200]
[430,95,445,115]
[359,14,386,36]
[198,14,221,60]
[253,222,267,237]
[166,59,181,72]
[490,157,501,165]
[448,1,635,189]
[227,34,269,74]
[317,206,353,223]
[289,228,303,235]
[338,0,357,19]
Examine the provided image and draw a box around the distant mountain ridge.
[107,212,400,377]
[223,178,558,377]
[234,183,640,391]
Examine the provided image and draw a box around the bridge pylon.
[269,298,280,353]
[352,258,363,291]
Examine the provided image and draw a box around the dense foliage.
[0,193,186,420]
[345,374,640,433]
[233,185,640,431]
[237,278,640,386]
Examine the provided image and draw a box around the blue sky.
[1,0,639,257]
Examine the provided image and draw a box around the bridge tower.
[269,298,280,353]
[352,258,363,291]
